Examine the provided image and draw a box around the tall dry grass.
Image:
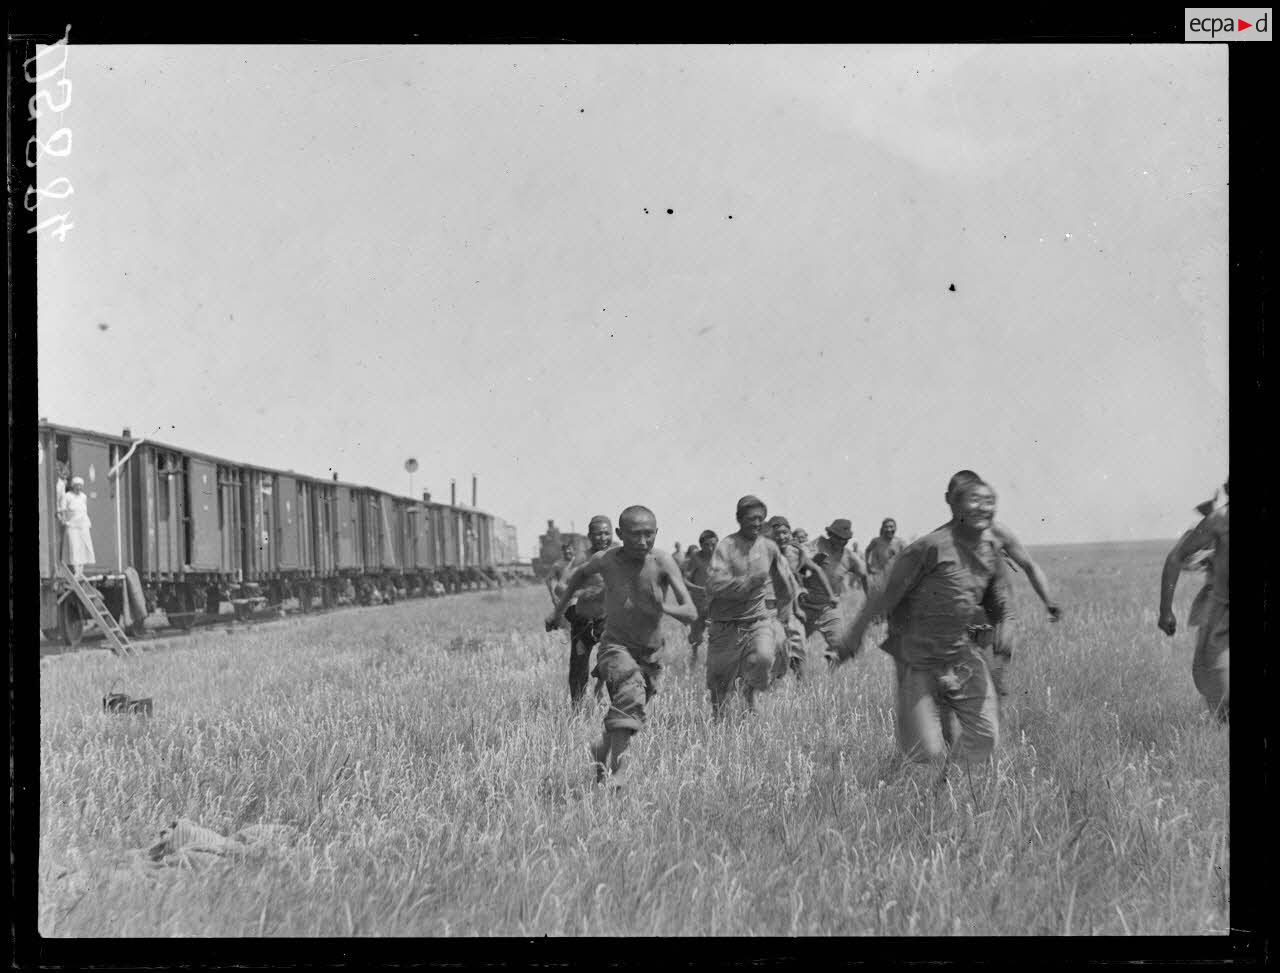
[39,541,1228,936]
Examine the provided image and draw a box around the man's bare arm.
[998,524,1060,619]
[797,548,836,604]
[657,551,699,624]
[1158,525,1211,636]
[545,556,604,628]
[832,543,929,663]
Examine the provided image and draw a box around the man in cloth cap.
[1158,478,1230,723]
[546,506,697,784]
[58,475,95,578]
[807,518,869,661]
[832,476,1011,766]
[562,515,616,707]
[767,515,834,681]
[681,529,719,662]
[704,496,797,716]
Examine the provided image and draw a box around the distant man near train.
[681,530,719,662]
[833,476,1011,765]
[1158,479,1229,723]
[545,506,696,784]
[704,496,796,717]
[562,516,615,707]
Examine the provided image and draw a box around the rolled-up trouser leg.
[596,642,661,734]
[1192,601,1229,721]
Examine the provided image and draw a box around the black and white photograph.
[14,24,1265,955]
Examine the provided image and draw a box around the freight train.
[38,420,527,646]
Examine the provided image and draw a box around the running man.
[545,506,696,783]
[807,519,869,659]
[864,518,905,588]
[681,530,718,661]
[562,516,614,707]
[704,496,796,717]
[768,515,834,680]
[935,470,1061,701]
[832,476,1011,765]
[1158,479,1229,722]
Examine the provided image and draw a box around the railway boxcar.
[38,419,517,644]
[38,422,138,643]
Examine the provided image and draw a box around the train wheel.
[320,582,334,610]
[58,599,85,647]
[42,628,61,642]
[170,585,196,631]
[299,582,313,613]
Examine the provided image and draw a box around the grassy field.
[37,540,1229,936]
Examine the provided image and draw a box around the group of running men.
[543,470,1230,785]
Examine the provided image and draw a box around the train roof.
[37,419,493,518]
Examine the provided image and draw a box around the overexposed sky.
[36,44,1228,556]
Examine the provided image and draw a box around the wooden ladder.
[55,563,135,657]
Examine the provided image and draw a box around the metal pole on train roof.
[109,436,146,577]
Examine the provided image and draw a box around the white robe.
[59,490,95,568]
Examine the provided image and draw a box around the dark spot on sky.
[98,322,109,331]
[666,209,674,215]
[727,215,733,219]
[643,208,649,214]
[579,108,584,113]
[948,283,956,292]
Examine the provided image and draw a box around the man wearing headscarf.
[58,475,95,578]
[1159,479,1230,723]
[704,496,796,716]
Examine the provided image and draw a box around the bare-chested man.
[562,516,615,707]
[767,515,835,681]
[833,477,1011,766]
[704,496,796,717]
[1159,479,1229,723]
[545,506,696,783]
[681,530,718,661]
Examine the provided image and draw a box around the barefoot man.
[1158,479,1229,722]
[704,496,796,717]
[832,477,1011,766]
[546,506,696,783]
